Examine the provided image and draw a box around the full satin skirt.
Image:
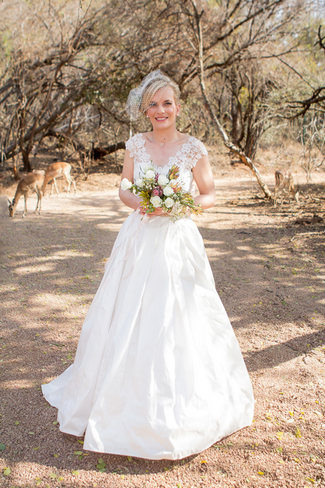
[42,211,254,460]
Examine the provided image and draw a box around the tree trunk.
[192,0,273,200]
[201,86,273,199]
[22,148,32,172]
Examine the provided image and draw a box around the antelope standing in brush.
[8,170,45,217]
[42,162,76,195]
[274,170,299,205]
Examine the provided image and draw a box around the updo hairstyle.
[125,70,180,121]
[140,78,180,115]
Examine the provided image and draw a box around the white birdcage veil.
[125,70,177,121]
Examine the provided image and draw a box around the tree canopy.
[0,0,323,175]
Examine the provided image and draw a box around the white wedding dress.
[42,133,254,460]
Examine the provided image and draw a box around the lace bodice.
[126,133,208,192]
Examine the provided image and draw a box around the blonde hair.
[125,70,180,121]
[140,78,180,115]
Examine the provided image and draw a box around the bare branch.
[190,0,273,200]
[277,57,315,90]
[317,25,325,51]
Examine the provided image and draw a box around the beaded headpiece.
[125,70,179,121]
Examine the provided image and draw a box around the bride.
[42,70,254,460]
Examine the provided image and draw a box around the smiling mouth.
[155,117,168,121]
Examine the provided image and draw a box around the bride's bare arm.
[192,155,216,209]
[119,150,141,210]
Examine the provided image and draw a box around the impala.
[274,170,299,205]
[8,171,45,217]
[42,162,76,195]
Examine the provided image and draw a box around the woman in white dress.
[42,70,254,460]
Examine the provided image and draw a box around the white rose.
[121,178,132,191]
[164,197,174,208]
[163,185,174,197]
[150,195,162,207]
[157,174,169,186]
[135,178,144,187]
[145,169,155,179]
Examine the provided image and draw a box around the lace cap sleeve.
[125,134,143,159]
[184,137,208,170]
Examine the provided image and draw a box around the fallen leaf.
[3,467,11,476]
[295,428,302,438]
[96,458,106,472]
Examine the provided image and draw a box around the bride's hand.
[139,206,167,217]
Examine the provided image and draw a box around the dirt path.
[0,173,324,488]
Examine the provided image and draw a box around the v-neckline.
[140,133,190,169]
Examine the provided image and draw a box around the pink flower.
[152,187,163,196]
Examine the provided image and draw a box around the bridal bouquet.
[120,165,202,220]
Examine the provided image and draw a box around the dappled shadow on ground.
[0,190,324,482]
[245,328,325,372]
[198,212,324,373]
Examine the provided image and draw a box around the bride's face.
[146,86,180,130]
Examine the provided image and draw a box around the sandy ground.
[0,161,324,488]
